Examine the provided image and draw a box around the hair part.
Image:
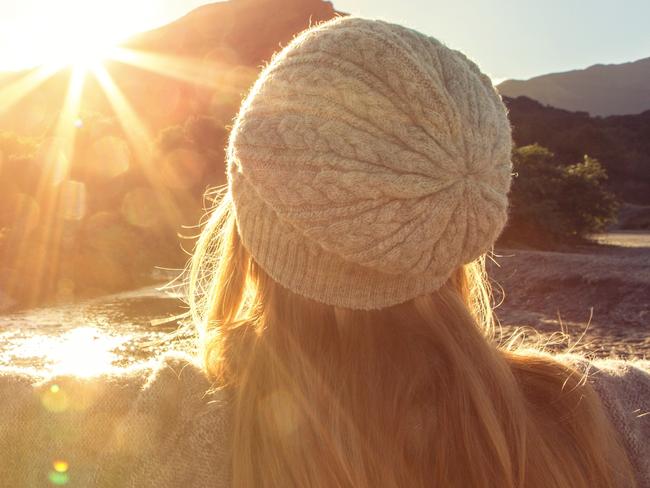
[187,194,635,488]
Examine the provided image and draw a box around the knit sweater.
[0,354,232,488]
[0,353,648,487]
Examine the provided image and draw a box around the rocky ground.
[489,232,650,359]
[0,232,647,375]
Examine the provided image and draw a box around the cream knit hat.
[227,16,512,310]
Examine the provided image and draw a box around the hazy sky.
[1,0,649,80]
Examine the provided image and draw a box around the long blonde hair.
[188,190,635,488]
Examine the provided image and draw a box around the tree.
[501,144,618,247]
[560,155,618,235]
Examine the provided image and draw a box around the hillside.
[0,0,341,309]
[0,0,340,136]
[1,0,649,311]
[504,96,650,204]
[497,57,650,116]
[127,0,338,62]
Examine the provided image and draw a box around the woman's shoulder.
[0,352,232,487]
[558,353,650,487]
[94,352,233,486]
[557,353,650,409]
[0,351,224,417]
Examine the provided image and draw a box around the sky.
[0,0,649,81]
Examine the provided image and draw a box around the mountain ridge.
[0,0,341,135]
[497,56,650,116]
[504,95,650,203]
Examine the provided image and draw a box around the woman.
[1,16,648,488]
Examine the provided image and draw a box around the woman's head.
[190,197,518,487]
[188,16,634,488]
[190,195,631,488]
[226,16,512,310]
[189,194,495,382]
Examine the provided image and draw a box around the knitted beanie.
[227,16,513,310]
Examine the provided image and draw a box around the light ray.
[110,47,220,88]
[7,66,87,302]
[91,64,153,161]
[57,67,87,161]
[91,64,185,227]
[0,64,61,114]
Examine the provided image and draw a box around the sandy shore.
[489,231,650,359]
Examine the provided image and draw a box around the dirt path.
[489,231,650,359]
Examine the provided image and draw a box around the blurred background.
[0,0,648,375]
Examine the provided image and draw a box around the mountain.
[504,96,650,204]
[126,0,339,63]
[497,57,650,116]
[2,0,650,310]
[0,0,340,136]
[0,0,342,308]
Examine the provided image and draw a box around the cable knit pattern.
[227,16,513,309]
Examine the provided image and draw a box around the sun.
[46,28,121,71]
[0,0,153,71]
[41,36,117,73]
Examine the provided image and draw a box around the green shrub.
[500,144,619,247]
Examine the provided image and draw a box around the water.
[0,285,194,376]
[2,231,648,375]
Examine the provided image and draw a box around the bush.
[500,144,619,247]
[561,155,619,235]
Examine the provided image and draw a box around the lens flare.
[48,470,69,486]
[41,384,69,413]
[87,136,131,179]
[121,188,161,229]
[160,148,206,190]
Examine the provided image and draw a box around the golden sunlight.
[0,0,265,378]
[1,0,154,71]
[48,327,125,376]
[9,327,128,377]
[0,1,213,308]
